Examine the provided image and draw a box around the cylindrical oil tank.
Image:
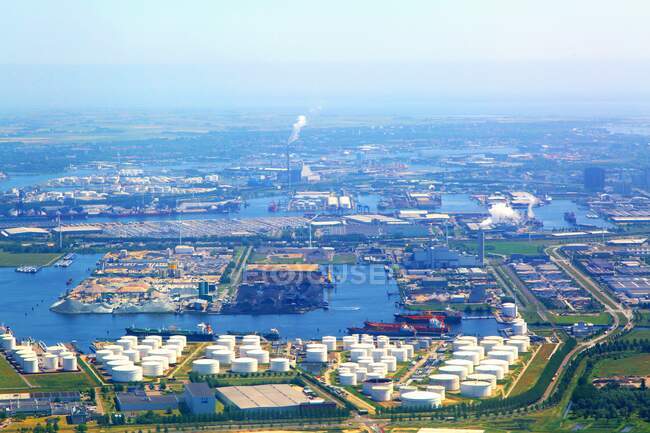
[492,344,519,358]
[136,345,151,358]
[305,348,327,363]
[376,336,390,348]
[149,348,177,365]
[95,349,114,363]
[269,358,290,372]
[141,338,161,350]
[401,391,442,409]
[206,344,228,355]
[475,364,505,380]
[141,361,164,377]
[239,344,260,357]
[342,336,356,350]
[467,373,497,390]
[116,338,135,351]
[438,365,468,380]
[501,302,517,318]
[369,363,387,377]
[371,348,388,362]
[360,334,374,345]
[104,344,124,356]
[512,319,527,336]
[123,349,140,363]
[23,357,39,373]
[460,380,492,398]
[216,337,236,351]
[46,345,66,355]
[164,343,183,357]
[358,357,374,370]
[209,349,234,365]
[487,350,516,364]
[231,357,258,373]
[401,344,414,358]
[479,339,500,352]
[242,335,261,346]
[506,338,530,353]
[456,336,478,345]
[425,385,446,400]
[453,351,481,366]
[62,355,77,371]
[168,335,187,346]
[103,354,128,365]
[340,372,357,386]
[142,355,169,370]
[483,335,505,344]
[363,377,393,395]
[247,349,270,364]
[480,358,510,373]
[44,354,59,370]
[389,347,408,362]
[370,386,392,402]
[322,336,337,351]
[445,358,475,374]
[380,356,397,372]
[192,359,220,375]
[340,362,358,373]
[356,367,368,382]
[106,359,133,373]
[350,349,367,362]
[457,345,485,360]
[0,334,16,351]
[121,335,139,345]
[112,365,143,382]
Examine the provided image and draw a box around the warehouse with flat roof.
[216,384,325,411]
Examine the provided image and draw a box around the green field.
[0,251,61,267]
[510,343,557,396]
[0,356,27,389]
[621,328,650,342]
[592,353,650,377]
[548,312,612,325]
[26,371,97,391]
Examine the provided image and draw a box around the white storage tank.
[149,348,177,365]
[355,367,368,382]
[44,354,59,370]
[506,339,529,353]
[361,334,374,345]
[123,349,140,363]
[492,344,519,359]
[239,344,260,358]
[342,336,357,350]
[376,336,390,348]
[209,349,234,365]
[358,357,374,370]
[269,358,290,372]
[460,380,492,398]
[340,362,358,373]
[370,386,392,402]
[23,357,39,373]
[456,336,478,345]
[164,343,183,357]
[350,349,367,362]
[512,319,527,336]
[390,347,408,362]
[141,361,164,377]
[380,356,397,372]
[371,348,388,362]
[62,355,77,371]
[141,355,169,370]
[438,365,469,380]
[242,335,261,347]
[445,358,475,374]
[340,372,357,386]
[482,335,505,344]
[116,338,135,351]
[453,351,481,366]
[216,336,236,351]
[501,302,517,318]
[104,344,124,356]
[480,358,510,373]
[106,359,133,373]
[305,348,328,363]
[479,339,501,352]
[401,391,442,409]
[247,349,270,364]
[401,344,415,358]
[457,345,485,360]
[192,359,220,375]
[475,364,505,380]
[141,338,161,350]
[429,374,460,391]
[136,345,152,358]
[369,363,388,377]
[112,365,143,382]
[0,334,16,351]
[231,357,258,373]
[95,349,114,363]
[46,345,66,355]
[487,350,516,364]
[103,354,128,365]
[206,344,228,355]
[425,385,446,400]
[322,336,337,351]
[467,373,497,390]
[168,335,187,346]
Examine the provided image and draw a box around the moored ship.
[348,319,448,336]
[126,323,216,341]
[394,310,462,324]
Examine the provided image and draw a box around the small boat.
[15,266,39,273]
[585,211,599,219]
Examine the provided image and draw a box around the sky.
[1,0,650,114]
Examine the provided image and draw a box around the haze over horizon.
[2,0,650,115]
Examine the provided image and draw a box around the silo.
[23,357,39,373]
[438,365,468,380]
[269,358,290,372]
[460,380,492,398]
[445,358,475,374]
[340,372,357,386]
[487,350,516,364]
[380,356,397,372]
[429,373,460,391]
[44,354,59,370]
[371,348,388,362]
[62,355,77,371]
[209,349,234,365]
[231,357,258,373]
[453,350,481,366]
[480,358,510,373]
[322,336,337,351]
[247,349,270,364]
[112,365,143,382]
[306,347,327,363]
[192,359,220,375]
[425,385,446,400]
[400,391,442,409]
[141,361,164,377]
[123,349,140,363]
[475,364,505,380]
[355,367,368,382]
[467,373,497,390]
[506,339,529,353]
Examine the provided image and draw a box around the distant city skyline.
[1,0,650,113]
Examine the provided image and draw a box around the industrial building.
[215,384,330,412]
[116,391,179,412]
[183,383,216,415]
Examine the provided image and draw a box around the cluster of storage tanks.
[430,334,531,399]
[1,334,78,374]
[193,334,292,375]
[95,334,188,382]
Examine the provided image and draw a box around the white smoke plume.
[288,115,307,144]
[519,192,540,219]
[480,202,522,228]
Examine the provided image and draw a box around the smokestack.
[478,229,485,266]
[286,115,307,191]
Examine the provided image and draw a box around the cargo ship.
[395,310,462,324]
[564,211,577,225]
[348,319,447,337]
[125,323,216,341]
[227,328,281,341]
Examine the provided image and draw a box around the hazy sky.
[2,0,650,113]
